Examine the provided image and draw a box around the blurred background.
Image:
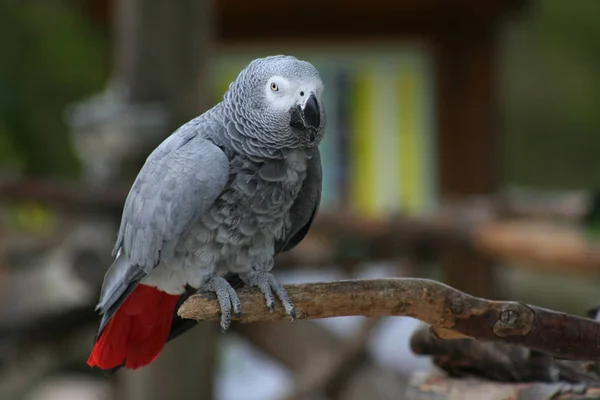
[1,0,600,399]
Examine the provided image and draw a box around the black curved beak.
[289,93,321,133]
[301,93,320,130]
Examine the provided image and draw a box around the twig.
[178,278,600,361]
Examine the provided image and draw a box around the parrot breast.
[141,150,309,293]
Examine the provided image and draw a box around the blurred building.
[79,0,525,217]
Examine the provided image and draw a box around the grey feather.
[95,253,145,337]
[96,128,230,332]
[258,160,288,182]
[92,56,328,371]
[274,148,322,254]
[114,131,230,270]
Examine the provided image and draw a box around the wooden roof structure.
[86,0,527,199]
[88,1,524,40]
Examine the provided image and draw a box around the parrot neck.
[208,103,286,162]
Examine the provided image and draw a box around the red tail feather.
[87,284,181,370]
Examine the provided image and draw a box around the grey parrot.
[87,55,326,372]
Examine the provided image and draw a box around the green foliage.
[502,0,600,188]
[0,1,108,178]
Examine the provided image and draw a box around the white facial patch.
[265,75,325,114]
[265,75,294,111]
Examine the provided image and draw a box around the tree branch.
[407,372,599,400]
[3,180,600,274]
[178,278,600,361]
[410,324,600,384]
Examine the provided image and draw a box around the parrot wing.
[274,147,322,254]
[96,129,230,334]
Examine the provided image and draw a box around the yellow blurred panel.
[398,63,424,214]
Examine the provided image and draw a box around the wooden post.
[435,24,499,298]
[115,325,219,400]
[112,0,218,399]
[114,0,214,132]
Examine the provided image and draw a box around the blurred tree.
[0,0,108,178]
[502,0,600,188]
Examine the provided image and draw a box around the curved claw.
[244,270,296,320]
[199,275,242,331]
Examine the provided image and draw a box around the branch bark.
[406,372,599,400]
[410,324,600,384]
[178,278,600,361]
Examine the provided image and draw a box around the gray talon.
[233,308,243,319]
[227,284,243,319]
[199,275,242,331]
[245,270,295,319]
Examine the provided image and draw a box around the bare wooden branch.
[410,324,600,384]
[406,372,599,400]
[178,278,600,361]
[3,181,600,274]
[307,214,600,275]
[473,220,600,275]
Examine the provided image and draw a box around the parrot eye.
[270,82,279,92]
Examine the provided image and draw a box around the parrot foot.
[199,274,242,331]
[243,270,296,321]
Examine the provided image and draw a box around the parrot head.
[224,55,326,150]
